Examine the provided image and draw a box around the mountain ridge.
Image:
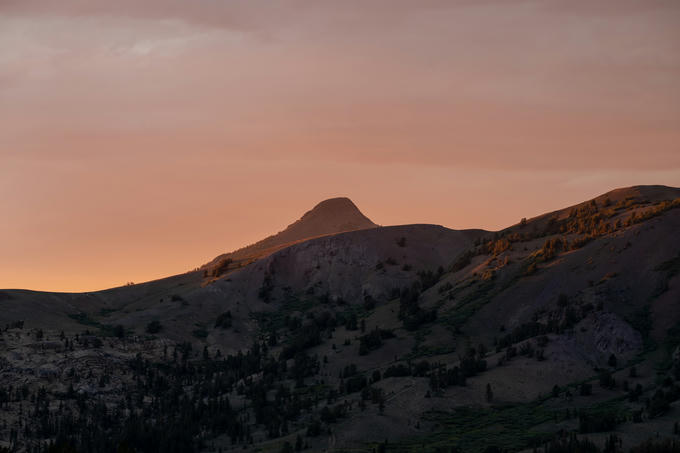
[1,184,680,452]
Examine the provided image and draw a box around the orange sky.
[1,0,679,292]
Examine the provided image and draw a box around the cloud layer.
[1,1,679,290]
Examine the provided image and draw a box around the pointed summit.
[204,197,378,274]
[262,196,378,246]
[292,197,377,237]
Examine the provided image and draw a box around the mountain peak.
[205,196,378,272]
[310,196,356,209]
[299,197,368,222]
[269,196,378,245]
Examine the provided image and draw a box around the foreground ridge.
[0,185,679,453]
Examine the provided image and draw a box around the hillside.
[1,186,680,453]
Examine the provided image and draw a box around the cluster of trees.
[578,408,621,433]
[625,198,680,227]
[417,267,445,291]
[428,348,488,392]
[496,295,594,353]
[3,320,24,330]
[540,237,569,261]
[258,271,275,302]
[450,250,474,273]
[629,439,680,453]
[214,311,232,329]
[540,433,620,453]
[647,384,680,418]
[468,197,679,275]
[3,319,364,453]
[398,283,438,331]
[211,258,233,277]
[358,328,394,355]
[4,349,246,452]
[145,321,162,334]
[538,435,680,453]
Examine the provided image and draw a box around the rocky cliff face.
[244,224,479,303]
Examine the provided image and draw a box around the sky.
[1,0,679,292]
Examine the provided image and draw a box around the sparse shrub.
[491,238,511,256]
[418,267,444,291]
[497,322,546,349]
[486,383,493,402]
[358,328,394,355]
[629,439,680,453]
[146,320,162,334]
[525,262,537,276]
[344,312,358,331]
[628,383,643,402]
[570,235,593,250]
[258,272,274,302]
[557,294,569,307]
[192,328,208,339]
[451,250,474,272]
[625,306,652,340]
[608,353,617,368]
[215,311,233,329]
[647,386,680,418]
[280,324,322,360]
[306,419,322,437]
[412,360,430,377]
[279,441,293,453]
[579,408,620,433]
[543,433,600,453]
[383,364,410,378]
[519,341,535,358]
[212,258,233,277]
[438,282,453,294]
[541,237,568,261]
[363,294,376,310]
[398,284,437,330]
[598,370,615,389]
[345,374,368,394]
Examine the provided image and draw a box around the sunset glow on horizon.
[1,0,679,292]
